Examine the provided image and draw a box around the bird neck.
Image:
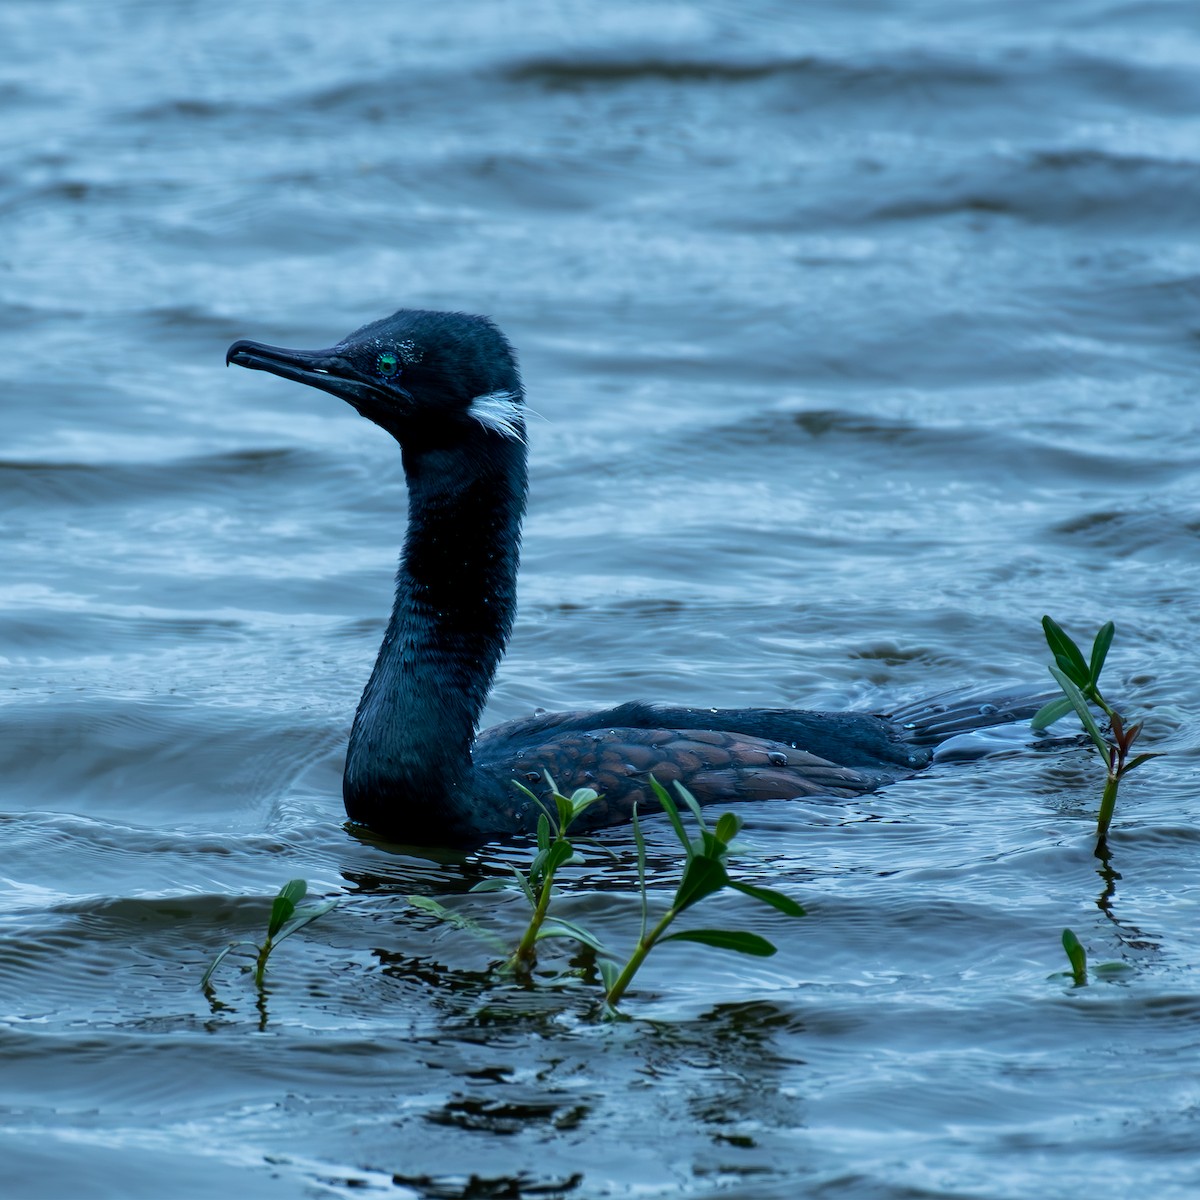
[343,436,526,840]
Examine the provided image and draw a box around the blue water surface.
[1,2,1198,1197]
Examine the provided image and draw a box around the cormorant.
[227,309,1037,847]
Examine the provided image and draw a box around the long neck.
[343,436,526,841]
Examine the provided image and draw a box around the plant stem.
[1095,771,1120,851]
[511,873,556,970]
[254,938,273,989]
[604,906,677,1009]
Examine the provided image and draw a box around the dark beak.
[226,338,381,409]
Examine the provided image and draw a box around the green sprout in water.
[1031,616,1158,850]
[1062,927,1088,987]
[598,778,806,1014]
[1055,926,1131,986]
[202,878,337,991]
[469,775,610,974]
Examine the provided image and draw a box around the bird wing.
[473,722,888,834]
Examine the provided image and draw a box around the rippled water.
[3,2,1199,1197]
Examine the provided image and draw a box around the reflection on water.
[2,1,1199,1197]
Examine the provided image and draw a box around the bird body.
[227,309,1036,847]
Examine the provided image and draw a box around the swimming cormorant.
[227,309,1037,847]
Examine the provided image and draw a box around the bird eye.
[376,352,400,378]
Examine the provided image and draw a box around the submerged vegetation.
[202,878,337,993]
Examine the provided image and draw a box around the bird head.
[226,308,525,449]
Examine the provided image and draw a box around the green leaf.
[659,928,778,956]
[1043,616,1089,684]
[511,865,537,908]
[469,877,518,893]
[727,878,806,918]
[273,899,337,945]
[1048,665,1110,758]
[569,836,619,859]
[268,879,308,938]
[570,788,600,817]
[649,777,691,852]
[277,879,308,906]
[675,782,708,831]
[674,855,730,913]
[597,958,620,993]
[528,847,550,887]
[535,918,608,954]
[1030,696,1074,731]
[632,802,649,942]
[512,780,538,804]
[1061,927,1087,985]
[541,838,575,879]
[201,940,259,989]
[714,811,742,847]
[1122,752,1162,775]
[536,812,551,852]
[408,894,456,922]
[1052,653,1085,685]
[693,827,724,862]
[1088,621,1115,688]
[554,791,574,831]
[267,883,307,936]
[407,894,508,953]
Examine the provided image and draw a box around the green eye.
[377,352,400,378]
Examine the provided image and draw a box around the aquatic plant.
[413,775,806,1015]
[468,777,610,974]
[202,878,337,991]
[1031,616,1117,732]
[1031,616,1157,848]
[597,778,805,1013]
[407,893,511,956]
[1061,928,1087,986]
[1055,927,1132,986]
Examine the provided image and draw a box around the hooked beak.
[226,338,385,411]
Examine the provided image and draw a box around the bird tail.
[885,686,1055,747]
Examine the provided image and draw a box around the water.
[2,1,1199,1196]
